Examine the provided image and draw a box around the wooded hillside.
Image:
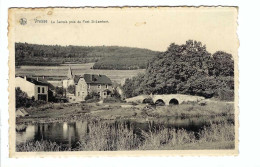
[15,43,160,69]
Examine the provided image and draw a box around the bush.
[16,88,48,108]
[217,89,234,101]
[85,98,100,103]
[67,85,75,94]
[84,91,100,101]
[103,97,122,103]
[31,100,47,107]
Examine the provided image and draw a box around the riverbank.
[16,121,235,151]
[16,100,235,151]
[16,100,234,125]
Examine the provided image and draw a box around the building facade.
[15,76,49,101]
[75,74,113,101]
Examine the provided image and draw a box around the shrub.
[85,91,100,101]
[67,85,75,94]
[85,98,100,103]
[103,97,122,103]
[217,89,234,101]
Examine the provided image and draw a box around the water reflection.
[16,125,35,145]
[16,116,233,149]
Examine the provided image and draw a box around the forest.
[122,40,234,101]
[15,43,160,69]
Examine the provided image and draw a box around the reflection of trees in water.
[16,125,35,145]
[34,122,79,148]
[16,115,234,149]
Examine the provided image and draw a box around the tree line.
[122,40,234,101]
[15,43,159,69]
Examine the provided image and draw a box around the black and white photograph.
[8,7,238,156]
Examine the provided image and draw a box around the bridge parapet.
[152,94,205,105]
[125,94,205,105]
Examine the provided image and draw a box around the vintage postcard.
[8,7,239,157]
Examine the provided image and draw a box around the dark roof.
[22,77,50,86]
[75,74,112,85]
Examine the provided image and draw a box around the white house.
[15,76,49,101]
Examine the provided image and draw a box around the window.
[42,87,45,93]
[98,92,100,96]
[105,85,108,89]
[88,84,90,89]
[104,92,106,96]
[38,87,40,93]
[98,84,101,89]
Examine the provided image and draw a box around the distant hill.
[15,43,160,69]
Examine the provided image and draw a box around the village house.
[74,74,113,101]
[15,76,49,101]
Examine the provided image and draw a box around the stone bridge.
[125,94,205,105]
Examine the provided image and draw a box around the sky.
[12,7,238,55]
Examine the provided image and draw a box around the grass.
[16,121,235,151]
[16,140,63,152]
[16,101,234,124]
[16,100,235,151]
[154,101,234,118]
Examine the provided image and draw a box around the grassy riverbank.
[16,121,235,151]
[16,100,234,124]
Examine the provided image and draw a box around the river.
[16,115,234,150]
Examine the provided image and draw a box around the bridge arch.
[169,98,179,105]
[154,99,165,106]
[142,98,154,104]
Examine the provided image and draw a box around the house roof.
[21,77,50,86]
[75,74,112,85]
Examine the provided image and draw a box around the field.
[16,100,235,151]
[15,63,145,84]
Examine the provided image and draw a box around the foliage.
[15,43,160,69]
[85,91,100,101]
[55,87,64,96]
[15,87,31,108]
[103,97,122,103]
[67,85,75,94]
[16,121,234,151]
[212,51,234,77]
[123,40,234,100]
[111,87,121,98]
[16,140,63,152]
[15,87,47,108]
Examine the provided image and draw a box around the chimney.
[42,76,45,80]
[36,77,39,81]
[24,75,27,80]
